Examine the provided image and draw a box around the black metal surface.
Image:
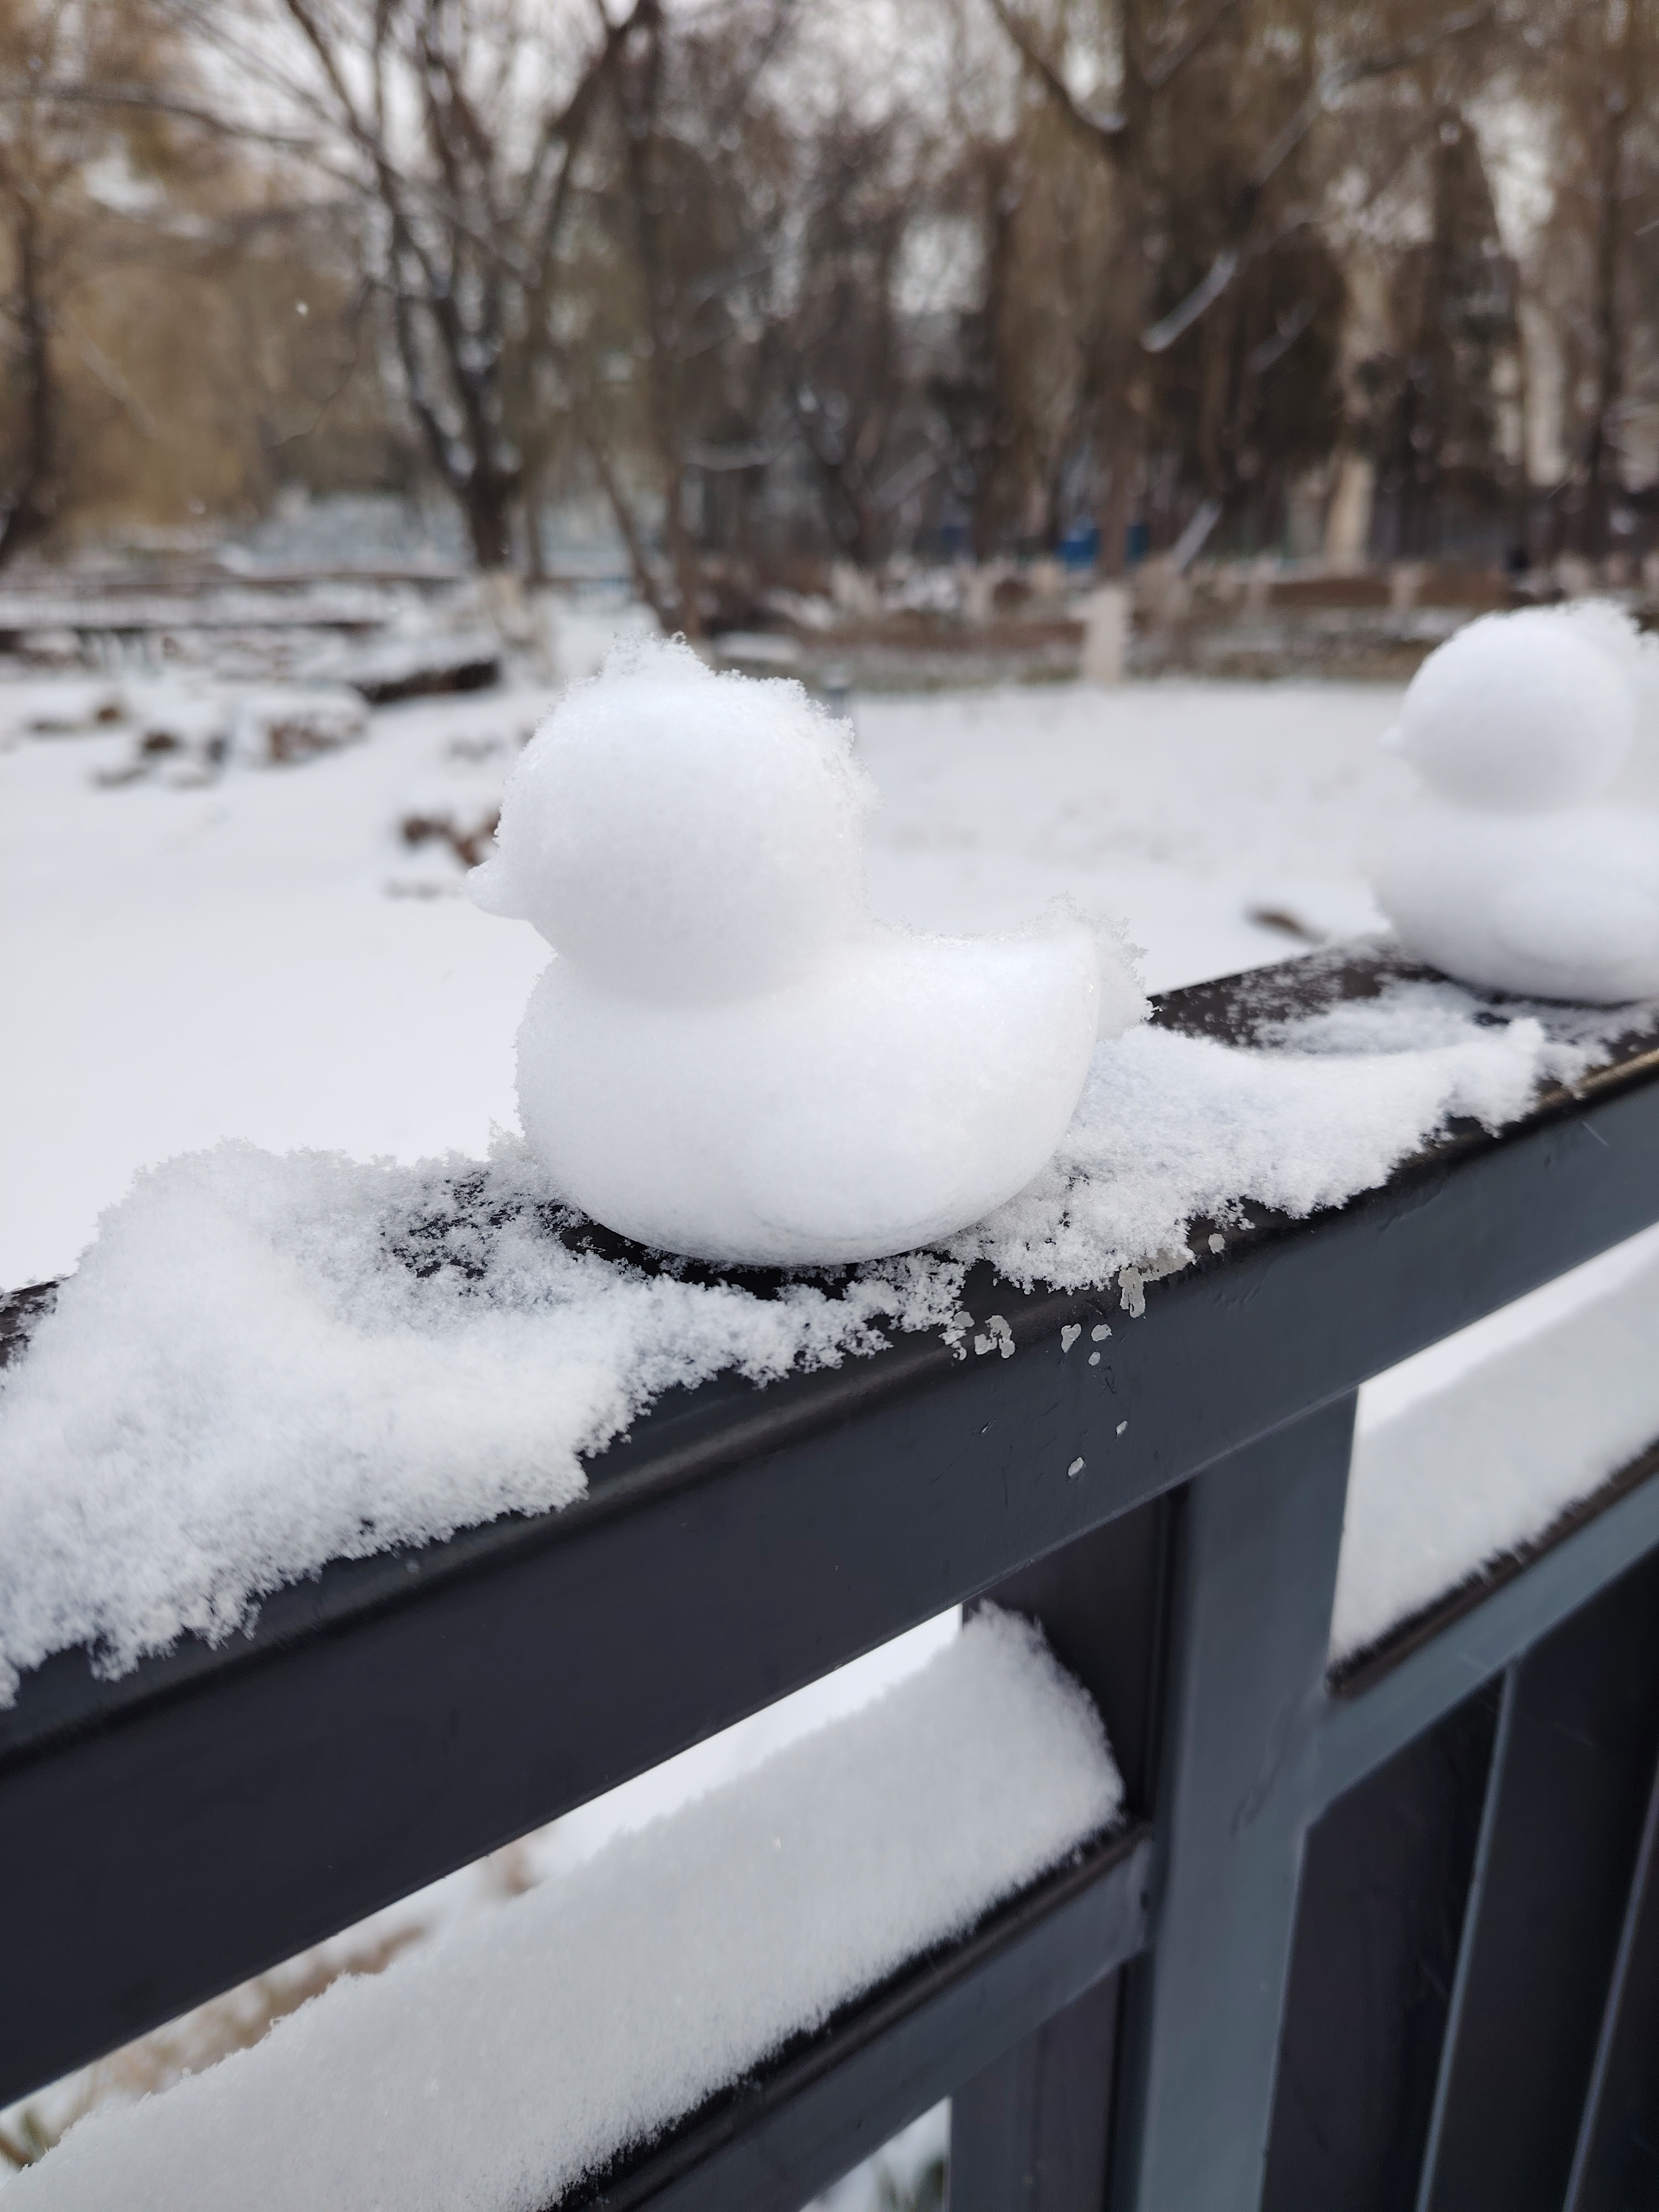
[1566,1754,1659,2212]
[554,1828,1150,2212]
[949,1978,1120,2212]
[979,1493,1174,1820]
[951,1493,1174,2207]
[1263,1683,1503,2211]
[1112,1396,1358,2212]
[1417,1551,1659,2212]
[3,952,1658,2108]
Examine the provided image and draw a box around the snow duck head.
[469,637,874,1000]
[1385,607,1635,812]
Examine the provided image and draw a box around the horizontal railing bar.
[3,954,1657,2106]
[10,960,1656,1782]
[1314,1460,1659,1815]
[8,958,1656,1782]
[558,1827,1151,2212]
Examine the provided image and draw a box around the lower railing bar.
[1314,1458,1659,1815]
[555,1826,1151,2212]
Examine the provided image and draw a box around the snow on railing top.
[3,947,1648,1705]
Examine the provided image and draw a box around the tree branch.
[1250,2,1494,191]
[522,4,643,311]
[567,384,674,630]
[0,79,317,151]
[1142,249,1239,353]
[982,0,1126,152]
[1138,1,1497,352]
[1142,0,1244,93]
[707,0,799,140]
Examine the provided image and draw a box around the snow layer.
[0,1613,958,2177]
[8,1607,1121,2212]
[1334,1221,1659,1659]
[952,980,1569,1292]
[0,980,1579,1697]
[0,1141,962,1699]
[477,641,1141,1263]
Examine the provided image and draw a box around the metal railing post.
[1111,1394,1355,2212]
[951,1498,1172,2211]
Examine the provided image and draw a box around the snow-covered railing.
[4,946,1659,2210]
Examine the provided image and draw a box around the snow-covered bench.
[4,946,1659,2211]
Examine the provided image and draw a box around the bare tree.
[578,0,806,629]
[1528,0,1659,559]
[766,115,918,567]
[11,0,1645,587]
[0,1,423,558]
[157,0,644,575]
[1359,106,1519,559]
[982,0,1503,563]
[0,1,190,564]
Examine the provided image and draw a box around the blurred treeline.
[2,0,1657,619]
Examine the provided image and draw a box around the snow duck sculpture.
[471,638,1145,1265]
[1373,607,1659,1004]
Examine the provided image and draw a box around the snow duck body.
[471,639,1145,1265]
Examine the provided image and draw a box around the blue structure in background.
[1060,519,1099,573]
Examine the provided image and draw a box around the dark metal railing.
[3,948,1658,2211]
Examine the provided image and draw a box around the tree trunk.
[462,469,517,573]
[972,145,1020,564]
[1575,31,1631,561]
[574,401,675,633]
[523,459,547,588]
[614,9,704,638]
[1399,118,1459,562]
[1090,1,1155,578]
[641,338,702,635]
[0,196,60,572]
